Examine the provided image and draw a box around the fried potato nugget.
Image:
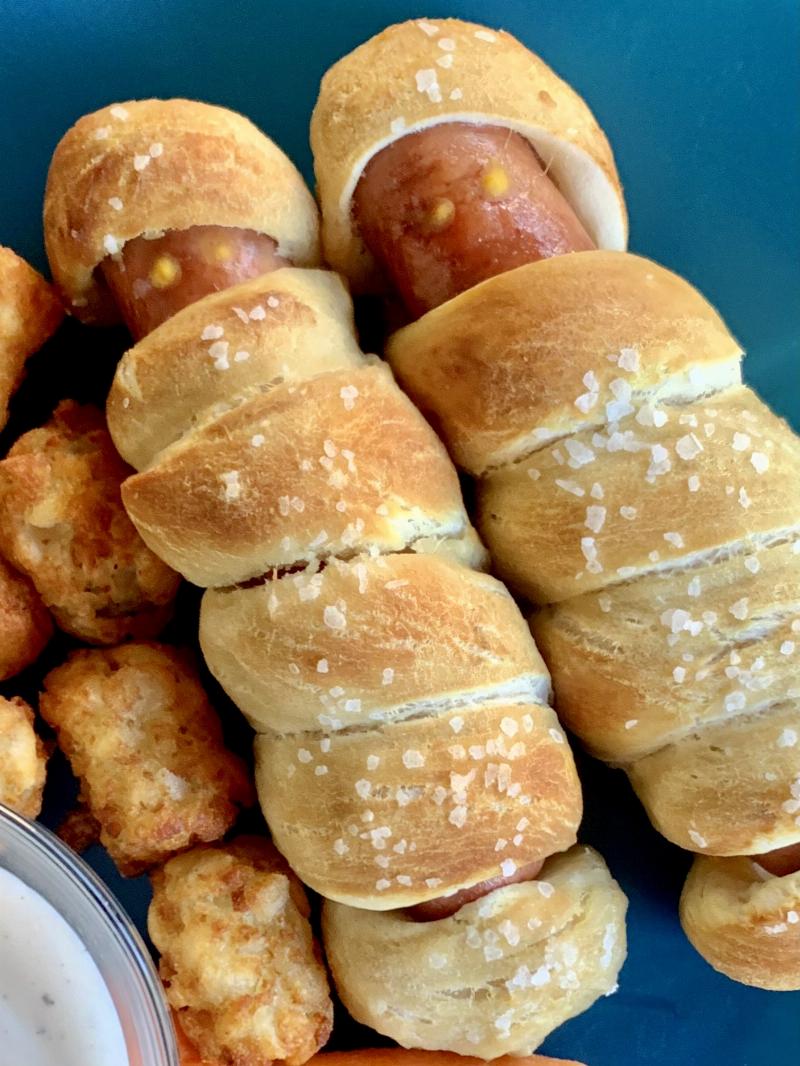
[0,400,180,644]
[39,642,254,874]
[150,838,333,1066]
[0,695,46,818]
[0,246,63,430]
[0,555,52,679]
[172,1010,214,1065]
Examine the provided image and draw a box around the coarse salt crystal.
[676,434,703,460]
[415,68,441,102]
[340,385,359,409]
[324,605,347,630]
[449,806,468,828]
[555,478,585,497]
[729,598,749,620]
[751,452,769,474]
[220,470,240,500]
[402,749,425,768]
[585,506,606,533]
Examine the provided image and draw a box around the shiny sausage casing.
[353,122,595,317]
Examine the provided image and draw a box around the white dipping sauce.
[0,866,128,1065]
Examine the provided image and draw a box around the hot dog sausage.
[353,122,595,317]
[407,858,544,921]
[754,842,800,878]
[101,225,288,339]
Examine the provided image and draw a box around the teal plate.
[0,2,798,1064]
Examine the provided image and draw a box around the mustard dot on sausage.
[427,197,456,231]
[148,254,182,289]
[481,161,510,199]
[212,241,234,262]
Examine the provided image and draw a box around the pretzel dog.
[311,17,800,991]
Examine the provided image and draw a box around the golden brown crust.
[479,387,800,604]
[0,695,46,818]
[0,555,52,681]
[323,846,626,1056]
[311,18,626,291]
[107,268,364,470]
[173,1010,212,1065]
[0,401,180,642]
[680,855,800,990]
[0,247,63,430]
[202,550,585,911]
[255,700,580,910]
[387,252,743,474]
[122,365,467,587]
[39,643,253,875]
[200,552,550,734]
[532,537,800,764]
[44,98,319,324]
[149,838,333,1065]
[628,701,800,856]
[57,804,102,854]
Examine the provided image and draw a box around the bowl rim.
[0,802,179,1066]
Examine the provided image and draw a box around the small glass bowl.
[0,803,178,1066]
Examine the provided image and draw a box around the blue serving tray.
[0,2,797,1064]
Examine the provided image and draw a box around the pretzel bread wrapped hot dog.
[312,17,800,990]
[44,97,626,1055]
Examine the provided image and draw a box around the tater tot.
[172,1010,214,1065]
[0,246,64,430]
[150,838,333,1066]
[0,695,46,818]
[39,643,254,874]
[0,400,180,643]
[0,555,52,680]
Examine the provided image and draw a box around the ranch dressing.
[0,866,128,1065]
